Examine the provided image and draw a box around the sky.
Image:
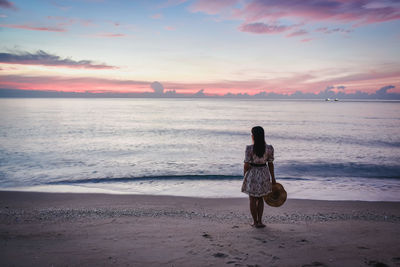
[1,0,400,97]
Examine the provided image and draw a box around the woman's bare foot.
[256,223,266,228]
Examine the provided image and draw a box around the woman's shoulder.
[245,144,253,150]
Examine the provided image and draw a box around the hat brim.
[264,183,287,207]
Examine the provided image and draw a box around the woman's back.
[244,144,274,165]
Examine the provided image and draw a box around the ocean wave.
[278,162,400,179]
[47,175,312,185]
[48,175,242,184]
[45,161,400,185]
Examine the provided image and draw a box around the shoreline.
[2,174,400,202]
[1,191,400,266]
[1,189,400,202]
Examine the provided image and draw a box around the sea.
[0,98,399,201]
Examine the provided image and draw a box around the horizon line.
[1,88,400,100]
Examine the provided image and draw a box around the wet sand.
[1,191,399,266]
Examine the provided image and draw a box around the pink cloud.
[151,13,163,19]
[95,32,126,38]
[168,69,400,94]
[238,22,292,34]
[286,29,308,37]
[160,70,400,94]
[301,38,313,42]
[47,16,95,28]
[0,75,150,93]
[165,26,176,31]
[236,0,400,25]
[1,67,399,95]
[191,0,400,37]
[0,23,66,32]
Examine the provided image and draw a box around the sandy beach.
[0,191,399,267]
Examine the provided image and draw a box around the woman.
[241,126,276,228]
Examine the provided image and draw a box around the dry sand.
[1,191,399,267]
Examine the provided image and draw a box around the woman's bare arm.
[244,162,250,176]
[268,162,276,184]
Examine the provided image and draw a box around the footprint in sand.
[188,250,197,255]
[253,237,267,243]
[213,252,228,258]
[297,239,309,244]
[365,260,389,267]
[301,262,326,267]
[202,232,212,239]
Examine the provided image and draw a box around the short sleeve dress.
[241,144,274,197]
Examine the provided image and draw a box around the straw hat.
[264,183,287,207]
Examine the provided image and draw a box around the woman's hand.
[243,162,250,176]
[268,162,276,184]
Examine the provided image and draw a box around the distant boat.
[334,98,339,101]
[325,98,331,101]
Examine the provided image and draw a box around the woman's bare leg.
[256,197,265,227]
[249,196,258,226]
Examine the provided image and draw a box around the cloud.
[1,66,399,96]
[51,1,71,11]
[315,27,353,34]
[238,22,292,34]
[0,0,16,10]
[1,16,94,32]
[235,0,400,25]
[325,85,335,91]
[95,32,126,38]
[191,0,400,37]
[286,29,308,37]
[151,13,163,19]
[164,26,176,31]
[0,74,150,93]
[193,89,205,97]
[46,16,95,28]
[0,50,116,69]
[376,85,395,95]
[301,38,313,42]
[2,85,399,99]
[151,81,164,94]
[0,24,66,32]
[190,0,239,15]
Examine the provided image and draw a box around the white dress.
[241,144,274,197]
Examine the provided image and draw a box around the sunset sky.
[1,0,400,96]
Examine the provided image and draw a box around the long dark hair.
[252,126,266,158]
